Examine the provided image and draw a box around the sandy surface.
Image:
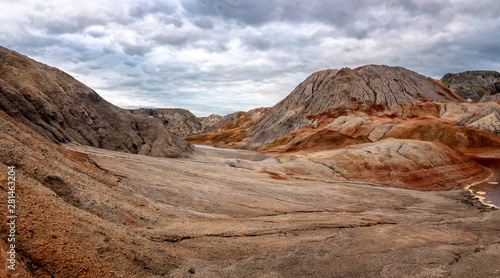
[60,143,500,277]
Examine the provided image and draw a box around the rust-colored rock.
[310,139,490,190]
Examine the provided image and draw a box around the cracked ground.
[55,144,500,278]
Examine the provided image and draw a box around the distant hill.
[441,70,500,101]
[248,65,464,145]
[198,113,223,132]
[129,108,203,137]
[0,46,193,157]
[188,65,500,152]
[185,108,269,147]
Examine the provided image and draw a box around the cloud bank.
[1,0,499,116]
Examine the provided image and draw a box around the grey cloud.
[128,1,177,18]
[191,40,228,53]
[124,60,139,68]
[153,33,191,47]
[121,42,152,56]
[193,17,215,29]
[86,29,106,38]
[182,0,276,26]
[1,0,499,116]
[242,35,271,51]
[158,15,184,28]
[27,9,112,35]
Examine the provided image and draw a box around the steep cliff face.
[248,65,463,145]
[0,46,193,157]
[129,108,203,137]
[441,70,500,101]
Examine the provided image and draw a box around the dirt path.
[65,144,500,277]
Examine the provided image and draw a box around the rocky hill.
[185,108,269,148]
[248,65,463,145]
[199,113,223,131]
[129,108,203,137]
[189,65,500,153]
[441,70,500,101]
[0,46,193,157]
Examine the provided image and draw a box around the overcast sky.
[1,0,499,116]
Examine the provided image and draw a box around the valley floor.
[61,144,500,278]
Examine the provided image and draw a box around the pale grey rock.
[367,125,395,141]
[129,108,203,137]
[248,65,461,145]
[357,65,463,106]
[205,111,246,132]
[466,113,500,135]
[441,70,500,101]
[481,94,500,102]
[199,114,223,131]
[439,102,500,135]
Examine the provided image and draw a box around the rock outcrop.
[259,109,500,152]
[185,108,268,148]
[310,139,490,190]
[439,102,500,135]
[441,70,500,101]
[248,65,463,145]
[0,46,193,157]
[205,111,247,133]
[129,108,203,137]
[199,113,223,131]
[481,94,500,102]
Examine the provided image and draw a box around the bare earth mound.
[308,139,490,190]
[248,65,463,145]
[441,70,500,101]
[0,46,193,158]
[0,111,181,277]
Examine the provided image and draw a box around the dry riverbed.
[63,143,500,277]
